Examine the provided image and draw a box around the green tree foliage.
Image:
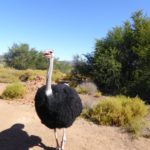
[4,43,72,72]
[70,54,93,85]
[93,45,121,93]
[4,43,47,69]
[73,11,150,103]
[5,44,30,69]
[72,54,92,75]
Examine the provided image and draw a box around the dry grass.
[0,67,66,83]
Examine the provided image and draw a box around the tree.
[73,11,150,103]
[5,43,30,69]
[93,10,150,101]
[93,46,121,93]
[4,43,48,70]
[4,43,73,72]
[34,52,48,70]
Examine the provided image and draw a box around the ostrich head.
[44,50,54,96]
[43,50,54,59]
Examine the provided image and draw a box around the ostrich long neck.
[46,57,54,96]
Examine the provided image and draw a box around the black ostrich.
[34,51,82,150]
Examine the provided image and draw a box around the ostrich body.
[34,51,82,150]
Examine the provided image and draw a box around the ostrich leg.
[54,129,60,150]
[61,128,66,150]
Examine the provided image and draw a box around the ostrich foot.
[54,129,60,148]
[61,128,66,150]
[56,147,62,150]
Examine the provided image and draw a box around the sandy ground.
[0,100,150,150]
[0,82,150,150]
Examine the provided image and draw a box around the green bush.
[82,96,149,135]
[2,82,26,99]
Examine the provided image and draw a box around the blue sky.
[0,0,150,60]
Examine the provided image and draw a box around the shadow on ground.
[0,123,56,150]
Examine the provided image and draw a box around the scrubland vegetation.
[0,67,66,100]
[82,96,149,136]
[2,82,26,99]
[0,67,45,83]
[0,67,65,83]
[0,10,150,137]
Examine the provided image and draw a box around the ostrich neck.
[46,57,54,96]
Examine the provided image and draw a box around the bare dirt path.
[0,100,150,150]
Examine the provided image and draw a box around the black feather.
[34,84,82,129]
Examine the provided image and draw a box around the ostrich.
[34,50,82,150]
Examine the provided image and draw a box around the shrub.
[75,86,88,94]
[76,82,98,95]
[19,69,46,81]
[0,67,20,83]
[0,67,67,84]
[19,72,33,81]
[0,67,44,83]
[2,82,26,99]
[64,73,88,87]
[94,92,102,97]
[82,96,149,135]
[52,70,66,83]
